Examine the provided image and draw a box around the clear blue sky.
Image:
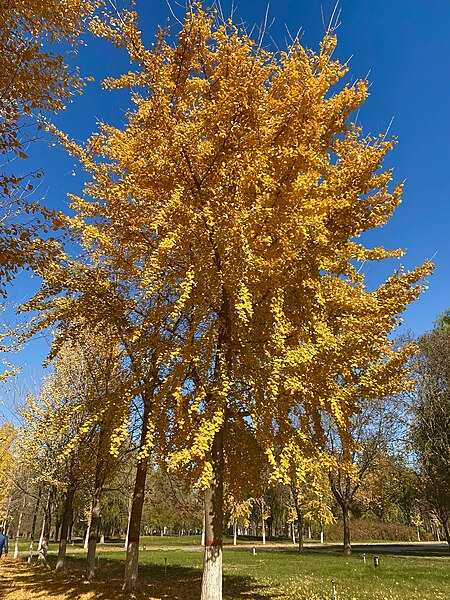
[2,0,449,398]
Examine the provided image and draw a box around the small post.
[331,579,338,600]
[363,553,366,564]
[143,544,147,551]
[253,546,256,556]
[373,555,379,568]
[164,557,167,574]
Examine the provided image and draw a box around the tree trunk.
[122,402,150,592]
[261,497,266,545]
[200,428,224,600]
[342,504,351,555]
[2,492,12,533]
[54,512,61,543]
[86,483,102,579]
[38,488,53,564]
[28,486,42,562]
[84,525,90,549]
[441,519,450,546]
[124,493,133,549]
[297,514,304,553]
[55,487,75,572]
[233,521,237,546]
[14,494,27,559]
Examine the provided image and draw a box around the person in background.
[0,527,8,558]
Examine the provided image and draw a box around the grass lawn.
[1,543,449,599]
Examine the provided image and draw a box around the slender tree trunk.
[122,402,150,592]
[297,514,304,553]
[291,521,296,544]
[54,512,61,542]
[201,507,206,546]
[200,428,224,600]
[28,486,42,562]
[2,493,12,533]
[233,521,237,546]
[320,524,324,544]
[342,503,351,555]
[124,493,133,549]
[68,514,74,543]
[14,494,27,559]
[38,488,54,564]
[86,483,102,580]
[55,487,75,572]
[84,525,90,549]
[261,497,266,545]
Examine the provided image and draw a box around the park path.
[0,558,145,600]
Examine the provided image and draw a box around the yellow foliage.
[0,422,17,519]
[21,4,432,497]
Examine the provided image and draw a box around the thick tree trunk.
[122,402,150,592]
[342,503,351,555]
[122,459,148,590]
[86,483,102,579]
[200,428,224,600]
[55,487,75,572]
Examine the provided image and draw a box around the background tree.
[411,325,450,545]
[0,422,18,526]
[327,396,402,554]
[0,0,100,296]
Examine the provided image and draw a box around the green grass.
[12,537,450,599]
[54,545,449,599]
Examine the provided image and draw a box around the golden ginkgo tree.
[22,4,431,598]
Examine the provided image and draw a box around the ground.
[1,540,450,599]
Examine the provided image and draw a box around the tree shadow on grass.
[0,556,284,600]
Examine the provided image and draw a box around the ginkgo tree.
[0,422,17,523]
[0,0,100,290]
[21,4,431,599]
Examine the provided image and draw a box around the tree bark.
[261,497,266,545]
[297,514,304,553]
[342,503,351,555]
[14,494,26,559]
[86,419,109,581]
[28,485,42,562]
[122,401,150,591]
[38,488,54,564]
[200,428,224,600]
[55,487,75,572]
[86,483,102,579]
